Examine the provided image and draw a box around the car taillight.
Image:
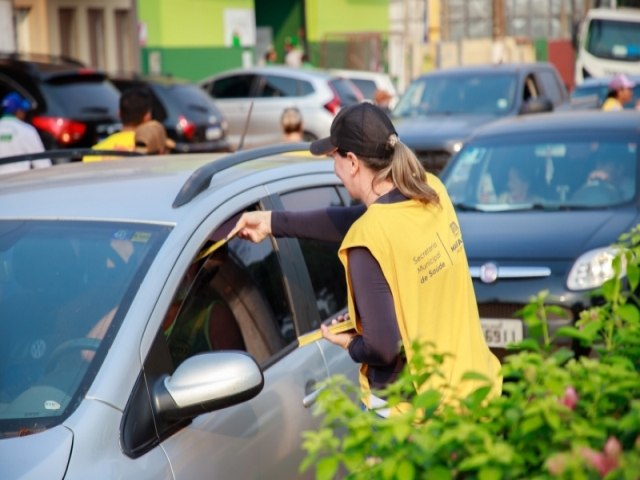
[32,116,87,146]
[324,95,341,115]
[177,115,196,141]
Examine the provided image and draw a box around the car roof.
[199,65,335,83]
[416,62,554,79]
[110,73,193,87]
[0,53,104,79]
[468,110,640,139]
[0,146,333,223]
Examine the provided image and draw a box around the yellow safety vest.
[339,173,502,413]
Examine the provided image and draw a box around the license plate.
[481,318,523,348]
[206,126,222,140]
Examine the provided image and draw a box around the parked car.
[393,62,571,174]
[439,110,639,359]
[110,73,230,153]
[570,74,640,110]
[199,66,363,150]
[0,53,121,154]
[0,144,358,479]
[329,68,399,108]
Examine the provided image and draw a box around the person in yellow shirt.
[601,73,635,111]
[230,103,501,417]
[83,87,152,162]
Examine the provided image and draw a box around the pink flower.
[561,386,579,410]
[546,453,566,475]
[580,445,619,477]
[604,437,622,460]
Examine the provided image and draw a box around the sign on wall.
[224,9,256,48]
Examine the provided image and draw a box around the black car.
[393,62,570,174]
[0,53,121,153]
[439,110,640,359]
[110,74,230,153]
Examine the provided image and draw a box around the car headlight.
[567,246,624,291]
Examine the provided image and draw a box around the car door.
[128,190,335,479]
[203,73,259,150]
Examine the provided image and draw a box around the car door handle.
[303,385,325,408]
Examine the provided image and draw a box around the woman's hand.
[321,313,356,350]
[229,211,272,243]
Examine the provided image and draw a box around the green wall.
[138,0,254,46]
[304,0,389,42]
[140,47,245,81]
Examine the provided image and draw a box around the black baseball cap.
[310,102,397,158]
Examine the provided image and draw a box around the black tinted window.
[157,83,222,120]
[329,78,361,106]
[280,187,347,321]
[259,75,299,97]
[164,207,292,367]
[350,78,377,100]
[209,74,255,98]
[40,76,120,118]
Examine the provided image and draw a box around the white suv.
[199,66,363,150]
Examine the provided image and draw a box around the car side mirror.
[153,351,264,420]
[520,97,554,115]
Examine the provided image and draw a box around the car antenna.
[236,100,254,151]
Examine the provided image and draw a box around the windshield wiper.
[453,202,483,211]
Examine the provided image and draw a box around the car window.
[537,70,565,105]
[158,83,222,120]
[0,220,168,432]
[394,73,517,117]
[279,186,348,323]
[329,78,362,106]
[40,75,120,118]
[163,206,292,368]
[208,74,256,99]
[259,74,299,97]
[443,139,637,209]
[349,78,377,100]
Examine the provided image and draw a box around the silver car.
[0,144,358,479]
[199,66,363,150]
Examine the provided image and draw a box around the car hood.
[458,208,639,261]
[393,114,497,149]
[1,426,72,479]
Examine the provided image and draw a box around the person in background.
[264,45,278,65]
[373,89,394,116]
[0,92,50,174]
[83,87,152,162]
[230,103,501,417]
[601,73,636,111]
[134,120,175,155]
[280,107,304,142]
[284,37,303,67]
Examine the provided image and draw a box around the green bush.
[301,227,640,479]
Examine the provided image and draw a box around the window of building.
[58,8,78,59]
[88,9,106,69]
[115,10,134,72]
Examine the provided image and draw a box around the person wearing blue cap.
[0,91,50,174]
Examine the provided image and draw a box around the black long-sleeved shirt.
[271,191,406,389]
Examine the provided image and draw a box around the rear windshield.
[329,78,362,106]
[0,220,169,438]
[41,75,120,119]
[157,83,223,120]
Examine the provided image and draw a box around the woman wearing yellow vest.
[231,103,501,417]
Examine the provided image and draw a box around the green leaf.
[316,457,339,480]
[425,466,453,480]
[478,466,503,480]
[520,414,544,435]
[627,263,640,291]
[554,326,592,342]
[508,338,541,352]
[459,453,491,471]
[396,460,416,480]
[618,303,640,324]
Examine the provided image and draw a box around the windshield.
[0,220,169,438]
[443,138,637,211]
[41,76,120,118]
[393,73,517,117]
[586,18,640,61]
